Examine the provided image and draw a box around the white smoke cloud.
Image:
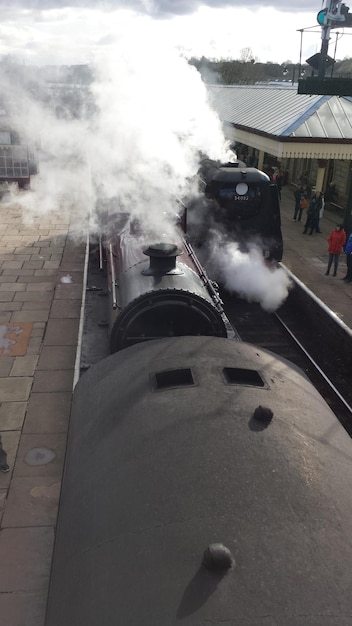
[205,230,292,312]
[87,31,230,235]
[3,24,230,240]
[0,22,291,312]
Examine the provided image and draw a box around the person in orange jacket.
[325,224,347,276]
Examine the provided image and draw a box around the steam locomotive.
[96,160,283,353]
[96,208,232,353]
[186,159,283,262]
[44,185,352,624]
[45,335,352,625]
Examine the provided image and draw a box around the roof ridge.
[282,95,331,136]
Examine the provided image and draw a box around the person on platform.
[343,232,352,283]
[273,168,282,199]
[325,180,337,204]
[325,224,346,276]
[299,171,309,187]
[303,191,323,235]
[292,185,308,221]
[316,192,325,233]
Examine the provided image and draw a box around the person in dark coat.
[273,168,282,199]
[292,185,308,221]
[325,225,347,276]
[303,191,323,235]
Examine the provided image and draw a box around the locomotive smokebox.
[142,242,183,276]
[108,236,227,352]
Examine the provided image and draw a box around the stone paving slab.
[23,392,72,434]
[32,369,74,393]
[10,355,38,377]
[2,476,61,527]
[0,357,14,377]
[13,433,68,479]
[0,376,33,402]
[0,527,54,592]
[0,489,6,523]
[0,401,27,431]
[0,590,47,626]
[21,301,51,311]
[55,282,83,299]
[49,298,82,318]
[43,318,80,345]
[37,346,76,370]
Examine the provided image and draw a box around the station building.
[208,83,352,230]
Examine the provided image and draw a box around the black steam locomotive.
[45,335,352,626]
[187,159,283,262]
[97,160,283,354]
[97,209,231,353]
[44,190,352,625]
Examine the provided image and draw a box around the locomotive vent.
[142,242,184,276]
[152,367,265,391]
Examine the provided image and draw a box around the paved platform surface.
[0,187,351,626]
[0,200,86,626]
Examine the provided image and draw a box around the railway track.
[221,283,352,436]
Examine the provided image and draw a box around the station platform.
[279,186,352,333]
[0,187,352,626]
[0,201,86,625]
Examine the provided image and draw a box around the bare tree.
[240,47,257,64]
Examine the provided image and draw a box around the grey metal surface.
[208,84,352,139]
[0,145,30,178]
[107,224,228,351]
[46,336,352,626]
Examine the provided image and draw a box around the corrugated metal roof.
[207,84,352,140]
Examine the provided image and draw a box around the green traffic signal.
[317,3,352,27]
[317,8,327,25]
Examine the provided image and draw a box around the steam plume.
[205,230,292,312]
[0,25,290,311]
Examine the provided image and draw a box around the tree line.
[188,53,352,85]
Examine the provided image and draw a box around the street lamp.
[282,64,306,84]
[293,66,306,84]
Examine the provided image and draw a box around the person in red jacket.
[325,224,347,276]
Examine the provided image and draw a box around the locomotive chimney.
[142,242,183,276]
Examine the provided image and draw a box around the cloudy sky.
[0,0,351,67]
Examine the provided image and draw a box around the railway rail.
[220,275,352,436]
[80,247,352,435]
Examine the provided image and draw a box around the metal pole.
[319,24,331,78]
[109,244,118,309]
[331,31,339,76]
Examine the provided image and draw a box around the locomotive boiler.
[99,211,229,353]
[187,159,283,262]
[45,335,352,626]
